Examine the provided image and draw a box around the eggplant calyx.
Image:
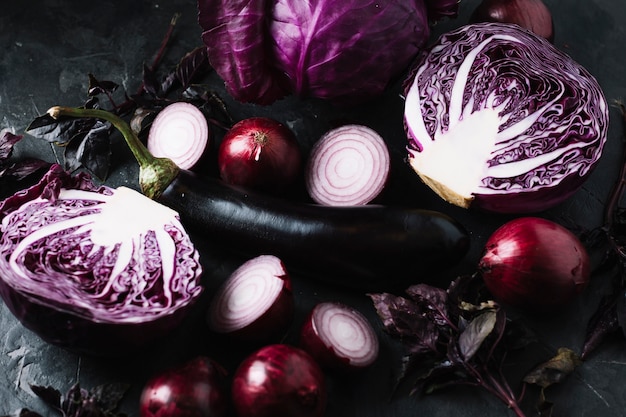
[47,105,179,199]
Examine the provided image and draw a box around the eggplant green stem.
[47,106,179,199]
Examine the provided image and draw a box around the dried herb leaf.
[523,347,582,388]
[536,388,554,417]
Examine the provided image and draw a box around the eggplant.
[45,106,470,290]
[159,170,469,290]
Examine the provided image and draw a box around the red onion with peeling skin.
[478,217,591,313]
[207,255,294,343]
[147,102,210,170]
[299,301,379,372]
[218,117,302,194]
[305,124,390,206]
[231,344,327,417]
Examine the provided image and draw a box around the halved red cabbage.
[403,22,609,214]
[0,165,203,355]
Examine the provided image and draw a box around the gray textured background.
[1,0,626,416]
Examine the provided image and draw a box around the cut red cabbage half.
[403,22,609,214]
[198,0,442,105]
[0,165,203,356]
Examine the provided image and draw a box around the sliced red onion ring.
[305,124,390,206]
[299,301,379,371]
[147,102,210,170]
[207,255,294,342]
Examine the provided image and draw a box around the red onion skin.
[218,117,302,194]
[231,344,327,417]
[299,302,379,373]
[139,356,230,417]
[470,0,554,42]
[478,217,590,313]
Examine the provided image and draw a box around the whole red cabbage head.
[197,0,458,105]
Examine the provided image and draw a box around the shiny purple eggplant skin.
[158,170,470,290]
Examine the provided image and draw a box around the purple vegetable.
[403,22,608,214]
[139,356,229,417]
[197,0,455,105]
[207,255,294,343]
[478,217,590,313]
[299,301,379,372]
[231,344,327,417]
[0,165,203,355]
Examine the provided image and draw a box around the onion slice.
[147,102,210,170]
[206,255,294,342]
[299,301,379,371]
[305,124,390,206]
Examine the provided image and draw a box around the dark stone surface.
[0,0,625,416]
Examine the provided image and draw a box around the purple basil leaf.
[30,385,62,409]
[162,46,211,94]
[197,0,290,104]
[90,383,129,411]
[458,310,498,361]
[1,158,51,181]
[370,292,441,355]
[26,114,96,146]
[1,409,45,417]
[0,131,23,161]
[401,354,455,395]
[142,63,161,97]
[87,73,119,97]
[582,292,621,359]
[405,283,449,326]
[71,121,112,180]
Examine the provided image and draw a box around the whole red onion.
[478,217,590,312]
[218,117,302,194]
[231,344,327,417]
[139,356,229,417]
